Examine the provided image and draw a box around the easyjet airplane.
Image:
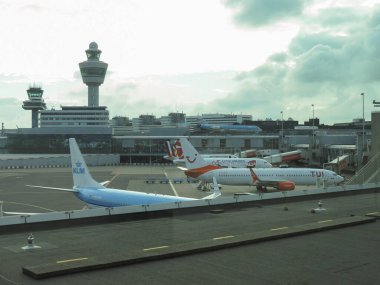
[164,140,272,169]
[179,138,344,191]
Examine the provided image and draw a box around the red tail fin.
[173,140,184,159]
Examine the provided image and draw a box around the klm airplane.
[198,122,262,133]
[26,138,220,208]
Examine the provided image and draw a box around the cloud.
[224,0,308,27]
[213,3,380,123]
[0,97,30,129]
[102,72,238,118]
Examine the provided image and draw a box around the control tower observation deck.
[79,42,108,107]
[22,85,46,128]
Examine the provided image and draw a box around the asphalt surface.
[0,166,379,284]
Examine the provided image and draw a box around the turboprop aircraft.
[179,138,344,191]
[24,138,221,209]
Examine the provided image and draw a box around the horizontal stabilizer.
[26,185,77,192]
[177,166,188,171]
[100,181,110,186]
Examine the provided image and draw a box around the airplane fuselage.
[174,157,272,168]
[199,124,262,133]
[191,168,343,187]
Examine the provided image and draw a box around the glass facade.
[40,107,109,128]
[7,134,112,154]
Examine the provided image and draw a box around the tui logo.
[73,161,85,174]
[186,154,197,164]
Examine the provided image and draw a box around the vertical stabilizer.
[202,177,222,199]
[173,139,184,159]
[179,138,209,169]
[69,138,104,188]
[165,141,174,159]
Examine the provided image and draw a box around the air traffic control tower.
[79,42,108,107]
[22,85,46,128]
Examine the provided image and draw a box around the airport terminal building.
[1,42,375,172]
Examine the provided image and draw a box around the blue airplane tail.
[69,138,105,189]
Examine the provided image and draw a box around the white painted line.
[270,227,289,231]
[164,171,179,196]
[318,220,333,223]
[143,245,169,251]
[56,257,88,264]
[213,235,235,240]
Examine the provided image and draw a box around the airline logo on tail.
[73,161,85,174]
[186,155,197,164]
[173,140,184,159]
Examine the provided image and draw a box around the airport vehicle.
[180,138,344,191]
[25,138,221,208]
[165,140,272,168]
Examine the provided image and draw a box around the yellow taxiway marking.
[143,245,169,251]
[318,220,333,224]
[270,227,289,231]
[56,257,88,264]
[213,235,235,240]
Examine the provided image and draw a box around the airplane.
[179,138,344,191]
[24,138,221,209]
[164,140,239,162]
[263,150,303,165]
[198,122,262,133]
[164,140,272,169]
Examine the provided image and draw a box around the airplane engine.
[277,181,295,190]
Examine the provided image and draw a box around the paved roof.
[0,166,379,284]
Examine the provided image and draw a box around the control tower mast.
[22,85,46,128]
[79,42,108,107]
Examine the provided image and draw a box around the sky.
[1,0,380,128]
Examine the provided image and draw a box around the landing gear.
[197,181,209,191]
[256,185,268,192]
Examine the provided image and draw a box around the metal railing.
[346,152,380,185]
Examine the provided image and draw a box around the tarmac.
[0,165,379,284]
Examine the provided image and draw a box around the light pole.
[311,104,315,149]
[361,93,365,152]
[281,111,284,150]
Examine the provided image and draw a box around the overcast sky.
[0,0,379,128]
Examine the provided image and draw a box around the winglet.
[69,138,104,189]
[202,177,221,199]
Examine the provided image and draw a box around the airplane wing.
[2,211,41,216]
[25,185,78,192]
[249,169,295,191]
